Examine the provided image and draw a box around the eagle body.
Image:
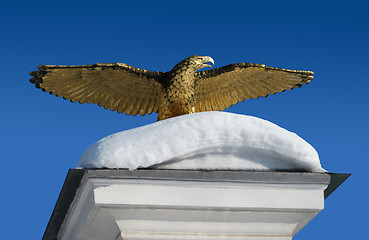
[158,57,205,120]
[30,55,313,121]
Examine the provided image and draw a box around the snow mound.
[78,112,325,172]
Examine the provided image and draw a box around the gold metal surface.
[30,56,313,121]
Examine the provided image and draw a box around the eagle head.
[187,55,215,71]
[172,55,215,74]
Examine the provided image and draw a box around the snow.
[78,112,325,172]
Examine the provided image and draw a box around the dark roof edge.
[324,173,351,199]
[42,169,85,240]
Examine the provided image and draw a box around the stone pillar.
[42,169,349,240]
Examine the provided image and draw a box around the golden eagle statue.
[30,55,313,121]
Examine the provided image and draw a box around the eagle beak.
[202,57,215,69]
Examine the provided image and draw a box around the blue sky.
[1,0,367,239]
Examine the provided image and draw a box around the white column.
[57,170,330,240]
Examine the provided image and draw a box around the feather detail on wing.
[195,63,313,111]
[30,63,164,116]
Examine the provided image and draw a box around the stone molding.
[43,170,349,240]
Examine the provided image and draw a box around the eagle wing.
[30,63,164,116]
[194,63,313,111]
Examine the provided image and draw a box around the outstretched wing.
[30,63,164,116]
[194,63,313,111]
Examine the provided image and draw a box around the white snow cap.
[78,112,325,172]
